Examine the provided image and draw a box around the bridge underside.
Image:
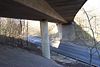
[0,0,86,23]
[0,0,87,59]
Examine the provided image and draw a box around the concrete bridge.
[0,0,87,59]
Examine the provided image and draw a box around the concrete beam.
[14,0,67,23]
[40,20,50,59]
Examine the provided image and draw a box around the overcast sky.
[83,0,100,11]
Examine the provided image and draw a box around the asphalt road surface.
[51,42,100,67]
[0,44,62,67]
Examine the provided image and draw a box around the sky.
[83,0,100,20]
[83,0,100,12]
[75,0,100,19]
[74,0,100,39]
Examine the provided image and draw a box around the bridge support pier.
[62,22,76,42]
[40,20,50,59]
[51,23,62,48]
[57,23,62,40]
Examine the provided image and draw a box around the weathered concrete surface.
[0,0,86,23]
[62,23,76,42]
[0,44,62,67]
[40,21,50,59]
[14,0,66,22]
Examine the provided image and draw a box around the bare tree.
[83,8,100,67]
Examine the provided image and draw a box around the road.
[26,36,100,67]
[0,44,62,67]
[51,42,100,67]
